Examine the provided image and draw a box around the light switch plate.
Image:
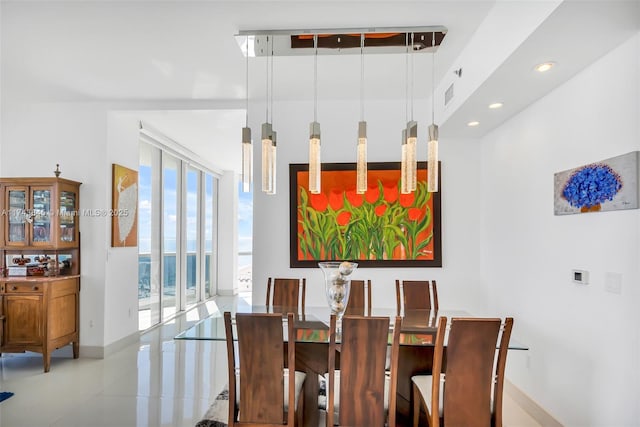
[605,272,622,294]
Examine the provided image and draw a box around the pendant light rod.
[265,36,269,122]
[270,36,274,124]
[405,32,409,124]
[410,32,415,121]
[360,33,364,121]
[245,36,249,127]
[314,34,318,122]
[431,32,435,124]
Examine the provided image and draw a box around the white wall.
[105,113,143,346]
[480,34,640,426]
[251,97,485,312]
[1,102,109,348]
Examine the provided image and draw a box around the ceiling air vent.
[444,82,454,106]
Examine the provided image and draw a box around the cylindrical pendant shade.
[241,127,252,193]
[261,122,273,193]
[401,129,410,195]
[428,123,439,193]
[406,121,417,192]
[309,121,321,194]
[356,121,367,194]
[267,132,277,195]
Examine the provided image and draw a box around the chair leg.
[295,389,304,427]
[412,382,420,427]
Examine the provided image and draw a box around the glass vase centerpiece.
[319,261,358,320]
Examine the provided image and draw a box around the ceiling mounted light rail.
[236,26,447,57]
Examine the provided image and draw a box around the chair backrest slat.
[492,317,514,427]
[429,316,513,427]
[236,313,284,424]
[345,279,372,316]
[225,311,296,426]
[395,279,438,313]
[267,277,306,312]
[444,318,500,426]
[328,314,402,427]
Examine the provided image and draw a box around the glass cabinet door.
[59,190,77,244]
[31,187,52,245]
[7,188,27,245]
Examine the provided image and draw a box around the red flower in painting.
[399,192,415,208]
[383,184,398,203]
[336,211,351,226]
[408,207,422,221]
[375,204,387,217]
[309,192,328,212]
[345,189,364,207]
[365,186,380,204]
[328,190,344,210]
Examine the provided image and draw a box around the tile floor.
[0,294,542,427]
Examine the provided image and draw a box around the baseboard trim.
[80,332,140,359]
[505,380,563,427]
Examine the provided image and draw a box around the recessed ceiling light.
[488,102,503,109]
[535,62,555,73]
[467,121,480,127]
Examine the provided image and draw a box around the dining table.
[175,299,528,427]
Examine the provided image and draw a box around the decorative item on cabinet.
[0,176,81,372]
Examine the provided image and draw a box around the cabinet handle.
[11,286,17,291]
[32,286,39,291]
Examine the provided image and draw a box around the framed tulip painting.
[289,162,442,268]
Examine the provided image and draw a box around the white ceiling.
[2,1,639,172]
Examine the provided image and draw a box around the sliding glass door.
[138,143,161,330]
[162,153,179,320]
[185,166,199,307]
[139,137,220,330]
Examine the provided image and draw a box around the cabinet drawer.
[3,283,43,293]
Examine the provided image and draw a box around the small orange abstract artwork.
[111,164,138,247]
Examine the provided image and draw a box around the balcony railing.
[138,251,252,298]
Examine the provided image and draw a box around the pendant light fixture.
[427,32,439,193]
[266,39,277,195]
[241,35,252,193]
[356,33,367,194]
[261,36,274,194]
[309,34,321,194]
[401,33,416,194]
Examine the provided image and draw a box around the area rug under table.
[197,379,327,427]
[196,388,228,427]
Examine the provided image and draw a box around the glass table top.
[174,300,528,350]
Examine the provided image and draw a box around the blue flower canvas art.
[554,151,639,215]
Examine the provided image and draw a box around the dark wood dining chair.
[325,314,402,427]
[224,311,306,426]
[345,279,372,316]
[396,280,439,314]
[411,316,514,427]
[266,278,306,312]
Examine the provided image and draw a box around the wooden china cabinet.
[0,177,81,372]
